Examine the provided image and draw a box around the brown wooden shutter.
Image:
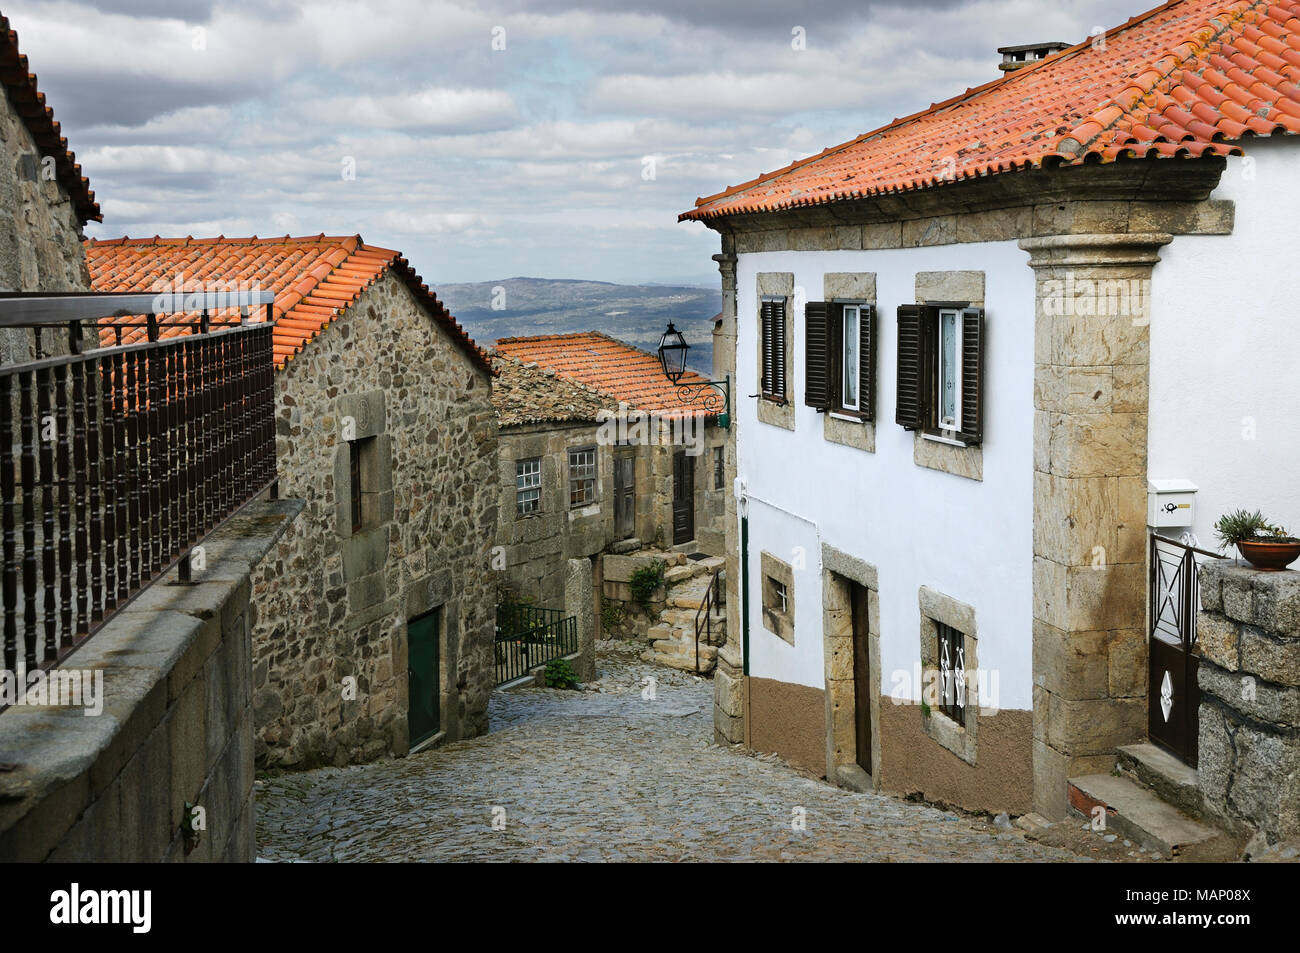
[959,307,984,445]
[859,304,877,421]
[895,304,925,430]
[804,301,831,410]
[760,300,774,397]
[772,299,787,401]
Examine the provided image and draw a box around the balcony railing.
[0,291,278,680]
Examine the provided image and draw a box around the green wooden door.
[408,609,441,746]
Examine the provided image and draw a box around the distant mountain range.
[438,277,722,375]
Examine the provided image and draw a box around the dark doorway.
[672,450,694,545]
[408,607,441,747]
[850,581,873,774]
[613,453,636,539]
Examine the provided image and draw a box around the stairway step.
[1067,773,1228,861]
[1116,743,1204,820]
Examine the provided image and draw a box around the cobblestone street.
[256,643,1087,862]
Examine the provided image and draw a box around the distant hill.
[438,277,721,375]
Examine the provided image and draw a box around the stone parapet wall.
[1196,559,1300,842]
[0,501,297,862]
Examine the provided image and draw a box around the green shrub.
[629,559,665,612]
[600,601,626,631]
[544,657,579,689]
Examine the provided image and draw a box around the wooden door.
[672,450,694,546]
[407,608,441,746]
[613,453,636,539]
[851,582,872,774]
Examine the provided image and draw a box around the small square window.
[568,447,596,507]
[516,457,541,517]
[760,551,795,645]
[936,622,966,724]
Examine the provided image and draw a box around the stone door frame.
[821,544,881,789]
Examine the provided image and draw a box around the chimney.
[997,41,1070,72]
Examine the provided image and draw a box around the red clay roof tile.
[84,234,492,373]
[682,0,1299,222]
[493,331,716,419]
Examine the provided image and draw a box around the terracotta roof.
[493,331,715,419]
[683,0,1300,222]
[84,234,492,373]
[0,14,100,224]
[491,355,621,427]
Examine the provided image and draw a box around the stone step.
[1067,773,1229,861]
[1115,743,1205,821]
[644,649,717,673]
[663,564,696,585]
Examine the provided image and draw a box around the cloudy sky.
[12,0,1144,285]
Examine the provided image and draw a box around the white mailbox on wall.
[1147,478,1198,528]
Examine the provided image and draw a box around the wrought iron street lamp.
[657,322,731,429]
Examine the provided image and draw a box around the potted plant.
[1213,509,1300,571]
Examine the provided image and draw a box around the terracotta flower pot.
[1236,539,1300,571]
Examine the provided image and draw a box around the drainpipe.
[735,477,750,677]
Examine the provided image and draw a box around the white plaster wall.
[1150,139,1300,549]
[736,242,1036,710]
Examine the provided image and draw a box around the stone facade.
[252,271,498,768]
[496,411,726,611]
[0,75,92,363]
[712,237,743,745]
[1022,232,1170,819]
[1197,560,1300,842]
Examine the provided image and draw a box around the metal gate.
[494,604,577,686]
[1148,534,1216,767]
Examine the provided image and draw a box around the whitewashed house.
[683,0,1299,818]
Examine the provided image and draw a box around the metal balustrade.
[0,292,278,684]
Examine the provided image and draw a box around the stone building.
[86,234,499,767]
[681,0,1300,832]
[0,13,99,340]
[492,332,727,609]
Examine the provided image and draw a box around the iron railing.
[693,566,725,674]
[494,603,577,685]
[1150,533,1219,647]
[0,291,277,680]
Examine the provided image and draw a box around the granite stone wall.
[251,271,498,768]
[497,421,613,609]
[0,502,296,862]
[0,81,91,362]
[1197,559,1300,842]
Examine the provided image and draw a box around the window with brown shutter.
[760,298,787,402]
[895,304,985,444]
[807,301,877,421]
[804,301,831,410]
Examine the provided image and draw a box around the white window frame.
[840,304,861,413]
[935,308,964,434]
[567,447,597,508]
[515,457,542,517]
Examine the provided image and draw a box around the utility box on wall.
[1147,478,1197,528]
